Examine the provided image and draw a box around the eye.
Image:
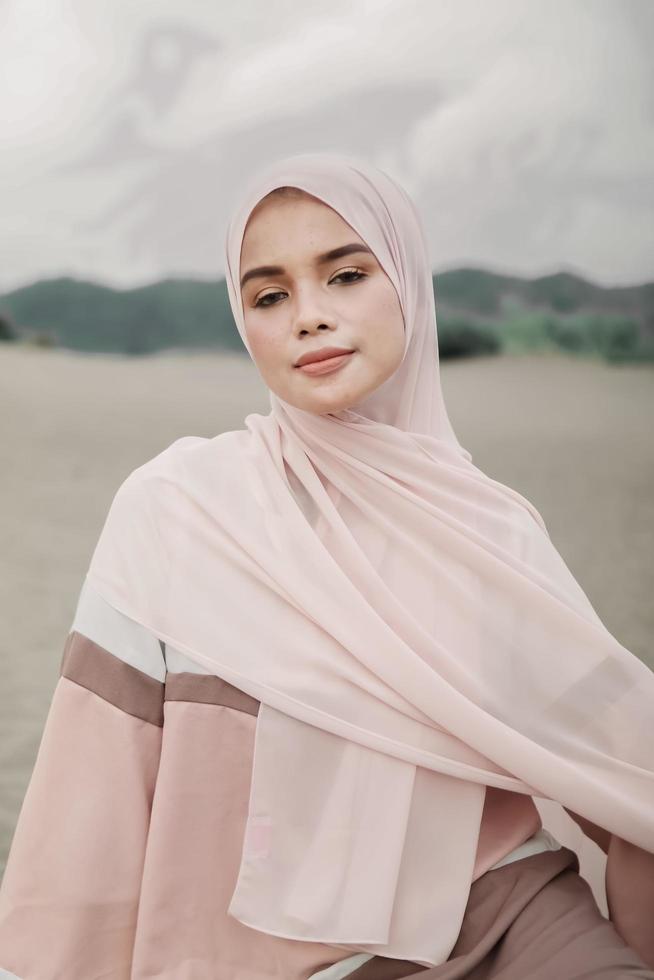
[254,290,285,309]
[331,268,367,284]
[253,268,367,309]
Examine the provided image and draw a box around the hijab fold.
[85,153,654,967]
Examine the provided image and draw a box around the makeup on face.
[239,193,405,415]
[295,350,356,376]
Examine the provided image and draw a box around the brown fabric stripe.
[164,671,260,717]
[60,630,164,727]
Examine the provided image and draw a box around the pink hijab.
[85,152,654,966]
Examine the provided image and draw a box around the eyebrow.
[239,242,373,290]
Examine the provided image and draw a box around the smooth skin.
[239,187,405,416]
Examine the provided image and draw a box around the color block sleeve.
[0,578,165,980]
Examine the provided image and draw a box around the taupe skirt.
[331,847,654,979]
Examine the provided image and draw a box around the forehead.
[240,192,364,264]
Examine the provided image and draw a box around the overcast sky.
[1,0,652,292]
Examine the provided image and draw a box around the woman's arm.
[563,807,611,853]
[564,807,654,968]
[0,581,165,980]
[605,834,654,969]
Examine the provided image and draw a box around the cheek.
[361,282,404,349]
[245,317,286,372]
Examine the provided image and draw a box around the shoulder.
[113,429,254,520]
[124,435,209,488]
[90,429,251,566]
[121,430,250,492]
[94,427,254,563]
[105,435,211,521]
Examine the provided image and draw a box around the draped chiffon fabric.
[0,582,564,980]
[81,152,654,967]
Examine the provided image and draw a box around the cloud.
[0,0,652,290]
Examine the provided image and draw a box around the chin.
[305,387,363,414]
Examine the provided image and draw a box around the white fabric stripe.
[70,577,166,682]
[308,952,374,979]
[165,642,215,675]
[71,579,213,677]
[486,827,562,871]
[0,968,23,979]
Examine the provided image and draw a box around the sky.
[1,0,652,292]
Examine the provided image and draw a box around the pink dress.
[0,580,554,980]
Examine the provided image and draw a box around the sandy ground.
[0,344,652,873]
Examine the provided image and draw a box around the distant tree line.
[1,269,653,363]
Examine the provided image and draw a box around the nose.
[292,284,337,337]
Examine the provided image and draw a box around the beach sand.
[1,344,652,872]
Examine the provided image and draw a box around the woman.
[0,153,652,979]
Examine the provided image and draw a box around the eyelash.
[253,269,367,309]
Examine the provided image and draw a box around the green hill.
[0,277,240,355]
[1,268,652,362]
[434,267,654,322]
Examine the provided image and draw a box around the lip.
[294,346,355,368]
[295,351,355,376]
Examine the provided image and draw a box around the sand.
[0,343,652,873]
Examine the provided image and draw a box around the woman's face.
[239,191,405,415]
